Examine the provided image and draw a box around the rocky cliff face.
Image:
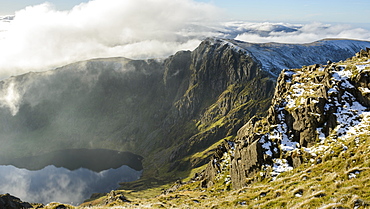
[199,47,370,190]
[164,38,370,174]
[0,38,369,182]
[165,39,274,172]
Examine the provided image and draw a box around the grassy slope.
[42,132,368,209]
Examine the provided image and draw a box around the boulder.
[105,190,130,204]
[231,137,265,189]
[0,194,33,209]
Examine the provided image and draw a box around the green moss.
[197,117,226,132]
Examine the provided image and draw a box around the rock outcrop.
[104,190,130,205]
[0,194,34,209]
[199,47,370,189]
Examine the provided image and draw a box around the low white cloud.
[0,0,221,79]
[234,22,370,44]
[0,81,21,116]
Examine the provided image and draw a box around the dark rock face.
[230,138,265,189]
[167,39,274,170]
[0,194,33,209]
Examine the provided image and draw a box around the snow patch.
[316,128,326,143]
[271,159,293,179]
[348,173,356,179]
[359,87,370,94]
[260,136,273,156]
[295,193,303,197]
[332,70,354,89]
[333,92,366,137]
[341,111,370,140]
[219,39,250,56]
[356,64,370,71]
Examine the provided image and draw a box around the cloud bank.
[0,0,370,79]
[0,0,221,78]
[231,22,370,44]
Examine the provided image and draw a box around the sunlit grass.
[76,121,370,209]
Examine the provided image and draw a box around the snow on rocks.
[359,87,370,94]
[308,66,369,156]
[355,58,370,71]
[341,111,370,140]
[356,64,370,71]
[260,136,273,156]
[258,57,370,179]
[270,159,293,180]
[332,70,355,89]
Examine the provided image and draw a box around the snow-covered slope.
[218,38,370,77]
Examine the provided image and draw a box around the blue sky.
[1,0,369,25]
[198,0,370,24]
[0,0,89,15]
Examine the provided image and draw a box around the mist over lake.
[0,149,143,205]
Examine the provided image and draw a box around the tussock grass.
[76,134,369,209]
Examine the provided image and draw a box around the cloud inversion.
[232,22,370,43]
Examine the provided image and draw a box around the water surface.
[0,149,143,205]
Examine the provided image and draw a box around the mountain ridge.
[1,38,370,207]
[215,38,370,77]
[179,47,370,208]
